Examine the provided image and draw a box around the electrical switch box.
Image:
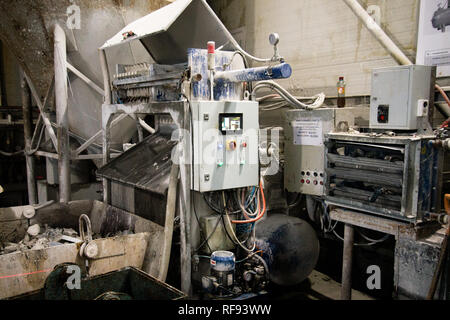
[284,107,369,196]
[191,101,259,192]
[369,65,435,130]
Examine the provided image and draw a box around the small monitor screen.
[219,114,243,134]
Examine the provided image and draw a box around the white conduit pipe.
[253,81,325,110]
[342,0,413,66]
[138,118,156,134]
[343,0,450,117]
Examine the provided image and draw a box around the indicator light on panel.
[227,140,237,151]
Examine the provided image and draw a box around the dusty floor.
[263,269,374,300]
[307,270,374,300]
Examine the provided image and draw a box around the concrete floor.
[265,269,374,300]
[307,270,374,300]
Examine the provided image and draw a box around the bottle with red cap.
[337,76,346,108]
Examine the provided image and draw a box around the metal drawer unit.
[324,133,443,222]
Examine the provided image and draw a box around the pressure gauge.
[269,33,280,46]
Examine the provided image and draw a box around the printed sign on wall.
[416,0,450,77]
[292,119,323,146]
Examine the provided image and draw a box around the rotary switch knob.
[227,140,237,151]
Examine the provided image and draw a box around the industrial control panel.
[369,65,435,130]
[284,107,369,196]
[191,101,259,192]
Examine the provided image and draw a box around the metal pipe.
[99,48,112,205]
[435,84,450,117]
[252,81,325,110]
[179,187,190,294]
[158,163,179,281]
[342,0,413,66]
[21,70,37,205]
[66,62,104,96]
[74,113,129,156]
[24,73,58,152]
[341,223,355,300]
[138,117,156,135]
[136,120,144,142]
[436,102,450,118]
[215,63,292,83]
[54,24,71,203]
[99,49,112,104]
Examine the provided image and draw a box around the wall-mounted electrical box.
[369,65,435,130]
[191,101,259,192]
[284,107,369,196]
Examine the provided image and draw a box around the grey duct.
[54,24,71,203]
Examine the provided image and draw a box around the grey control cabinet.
[369,65,435,130]
[284,107,369,196]
[191,101,259,192]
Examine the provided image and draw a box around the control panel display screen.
[219,114,243,134]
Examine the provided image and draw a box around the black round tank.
[255,214,320,286]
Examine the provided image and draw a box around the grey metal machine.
[98,0,321,299]
[369,65,436,131]
[282,63,447,300]
[284,107,369,196]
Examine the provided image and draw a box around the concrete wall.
[0,0,171,144]
[209,0,420,97]
[0,43,21,107]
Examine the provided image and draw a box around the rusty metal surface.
[330,208,442,240]
[11,266,186,300]
[0,243,81,299]
[330,208,412,238]
[0,205,35,243]
[97,132,176,195]
[394,230,448,300]
[0,200,166,299]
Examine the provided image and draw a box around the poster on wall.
[416,0,450,77]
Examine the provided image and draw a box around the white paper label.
[416,0,450,77]
[292,119,323,146]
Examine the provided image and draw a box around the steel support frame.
[20,70,37,205]
[101,101,193,295]
[329,207,440,300]
[341,224,354,300]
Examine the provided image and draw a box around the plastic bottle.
[337,76,346,108]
